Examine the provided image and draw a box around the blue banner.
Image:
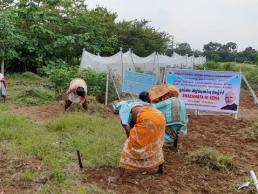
[166,69,241,113]
[122,71,157,95]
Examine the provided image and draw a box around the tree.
[218,42,237,61]
[174,43,192,56]
[203,42,222,60]
[0,0,173,72]
[0,11,24,74]
[114,20,170,56]
[192,49,203,57]
[237,47,258,63]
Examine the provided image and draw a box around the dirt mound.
[12,102,64,122]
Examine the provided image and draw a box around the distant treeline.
[170,42,258,64]
[0,0,257,73]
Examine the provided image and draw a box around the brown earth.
[12,102,64,122]
[8,92,258,193]
[0,145,48,194]
[11,97,115,122]
[81,92,258,194]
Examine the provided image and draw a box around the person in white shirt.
[65,78,88,110]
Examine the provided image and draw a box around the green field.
[1,73,124,193]
[204,61,258,90]
[1,68,258,193]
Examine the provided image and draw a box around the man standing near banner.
[221,91,238,111]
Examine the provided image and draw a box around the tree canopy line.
[1,0,258,73]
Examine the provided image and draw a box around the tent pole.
[111,73,121,100]
[120,47,124,84]
[105,72,109,105]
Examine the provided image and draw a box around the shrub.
[42,65,115,102]
[188,147,236,172]
[206,61,219,70]
[79,69,107,102]
[223,63,234,71]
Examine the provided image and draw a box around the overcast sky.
[87,0,258,51]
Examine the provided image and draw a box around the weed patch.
[15,87,55,105]
[45,112,125,167]
[188,147,236,172]
[239,122,258,141]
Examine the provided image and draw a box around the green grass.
[0,105,124,193]
[15,86,55,104]
[8,72,44,81]
[0,74,125,193]
[45,112,125,167]
[239,122,258,141]
[6,73,56,105]
[205,61,258,90]
[206,61,256,71]
[188,147,236,172]
[19,170,38,182]
[0,111,69,185]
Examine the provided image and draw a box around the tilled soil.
[7,93,258,194]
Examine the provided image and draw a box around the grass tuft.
[20,72,43,81]
[239,122,258,141]
[15,86,55,105]
[188,147,236,172]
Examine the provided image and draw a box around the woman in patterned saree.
[109,103,166,183]
[139,85,188,150]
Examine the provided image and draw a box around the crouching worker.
[0,73,7,103]
[109,102,166,183]
[139,89,188,150]
[65,78,88,111]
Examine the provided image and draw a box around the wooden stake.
[76,150,83,169]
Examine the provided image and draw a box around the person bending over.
[65,78,88,111]
[109,103,166,183]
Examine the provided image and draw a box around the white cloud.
[87,0,258,51]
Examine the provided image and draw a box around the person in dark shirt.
[221,91,238,111]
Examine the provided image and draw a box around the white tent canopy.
[80,48,206,80]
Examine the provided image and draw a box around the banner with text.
[166,69,241,113]
[122,71,157,95]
